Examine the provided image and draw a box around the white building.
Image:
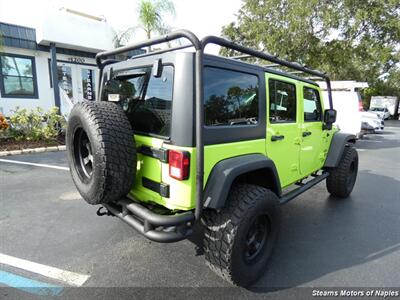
[0,8,143,116]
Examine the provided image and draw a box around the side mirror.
[323,109,337,130]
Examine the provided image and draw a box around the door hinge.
[294,137,301,145]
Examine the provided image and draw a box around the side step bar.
[103,198,194,243]
[279,172,330,205]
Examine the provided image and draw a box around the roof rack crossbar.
[200,35,333,109]
[96,29,202,69]
[126,44,193,61]
[264,64,280,68]
[201,36,326,78]
[231,54,252,59]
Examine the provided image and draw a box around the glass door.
[78,67,97,101]
[57,62,79,115]
[57,63,75,103]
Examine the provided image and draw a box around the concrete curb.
[0,145,66,157]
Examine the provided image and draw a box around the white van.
[317,81,368,137]
[370,96,399,119]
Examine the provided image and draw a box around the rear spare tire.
[66,101,136,204]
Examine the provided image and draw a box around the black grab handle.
[271,135,285,141]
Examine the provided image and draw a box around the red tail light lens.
[359,101,364,112]
[168,150,190,180]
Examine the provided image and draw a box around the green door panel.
[265,73,302,188]
[300,121,329,175]
[266,124,301,187]
[299,83,329,176]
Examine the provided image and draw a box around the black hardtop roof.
[203,53,320,87]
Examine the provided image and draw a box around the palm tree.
[112,0,175,52]
[138,0,175,51]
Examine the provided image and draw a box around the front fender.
[324,133,356,168]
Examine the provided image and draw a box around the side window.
[268,79,297,123]
[204,67,259,126]
[303,87,322,122]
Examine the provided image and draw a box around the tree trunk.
[147,30,152,52]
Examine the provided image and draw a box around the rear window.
[102,65,174,138]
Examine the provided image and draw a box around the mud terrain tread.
[326,146,358,198]
[202,184,279,286]
[67,101,136,204]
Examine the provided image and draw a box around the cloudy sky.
[0,0,243,53]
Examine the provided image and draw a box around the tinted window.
[204,67,259,126]
[102,65,174,137]
[303,87,322,122]
[268,79,296,123]
[0,55,37,97]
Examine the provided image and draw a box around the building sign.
[57,65,74,102]
[82,69,95,101]
[67,57,86,64]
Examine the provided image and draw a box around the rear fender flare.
[203,154,281,209]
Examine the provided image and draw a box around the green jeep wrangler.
[66,30,358,287]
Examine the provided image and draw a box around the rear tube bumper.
[103,198,195,243]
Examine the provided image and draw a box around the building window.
[204,67,259,126]
[268,79,297,123]
[0,54,38,98]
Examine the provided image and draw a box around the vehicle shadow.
[385,120,400,128]
[356,134,400,150]
[187,170,400,291]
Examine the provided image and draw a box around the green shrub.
[8,106,66,141]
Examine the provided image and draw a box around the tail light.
[359,101,364,112]
[168,150,190,180]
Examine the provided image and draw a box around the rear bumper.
[102,198,194,243]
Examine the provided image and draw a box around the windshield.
[102,65,174,138]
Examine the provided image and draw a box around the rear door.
[102,64,175,205]
[299,84,328,176]
[265,74,302,188]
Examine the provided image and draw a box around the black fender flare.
[324,132,356,168]
[203,154,281,209]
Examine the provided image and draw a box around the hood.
[361,111,381,120]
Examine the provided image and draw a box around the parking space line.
[0,270,63,296]
[0,159,69,171]
[0,254,89,287]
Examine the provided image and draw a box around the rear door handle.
[271,135,285,141]
[302,131,312,137]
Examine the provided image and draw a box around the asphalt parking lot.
[1,121,399,299]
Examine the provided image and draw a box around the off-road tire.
[326,146,358,198]
[202,184,281,287]
[66,101,136,205]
